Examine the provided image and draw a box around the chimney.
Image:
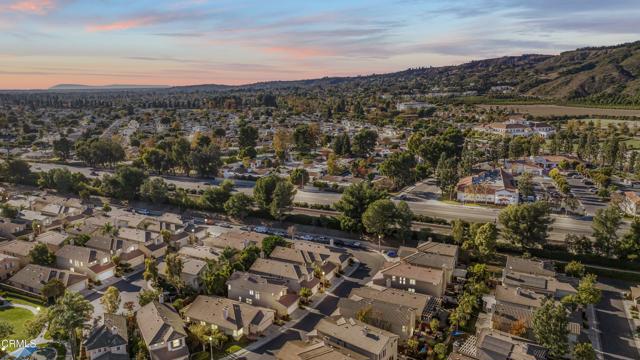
[223,306,229,319]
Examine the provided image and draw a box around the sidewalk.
[621,300,640,358]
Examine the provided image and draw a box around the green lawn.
[3,294,45,309]
[192,337,251,360]
[0,306,35,352]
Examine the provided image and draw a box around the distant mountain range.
[47,41,640,104]
[172,41,640,103]
[49,84,170,90]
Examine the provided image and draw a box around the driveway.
[596,279,640,360]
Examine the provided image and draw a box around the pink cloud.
[263,46,334,59]
[86,18,152,32]
[8,0,55,14]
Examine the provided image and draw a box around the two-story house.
[55,245,115,281]
[312,316,398,360]
[226,271,299,316]
[136,301,189,360]
[183,295,275,340]
[84,314,129,360]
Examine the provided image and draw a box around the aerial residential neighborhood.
[1,1,640,360]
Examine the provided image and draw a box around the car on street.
[386,250,397,258]
[254,226,268,233]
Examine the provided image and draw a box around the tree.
[142,148,169,174]
[238,124,258,158]
[190,143,222,177]
[53,136,73,161]
[362,199,398,242]
[164,253,184,294]
[406,338,419,355]
[101,166,146,200]
[335,182,387,232]
[253,175,280,209]
[0,204,18,219]
[270,180,296,220]
[139,178,168,204]
[378,151,416,190]
[565,233,593,255]
[332,133,351,156]
[564,261,586,277]
[41,279,65,301]
[292,124,316,153]
[0,159,32,184]
[25,310,48,339]
[202,182,234,212]
[395,201,413,244]
[47,291,94,360]
[499,202,553,248]
[138,289,160,306]
[273,128,292,160]
[290,168,309,188]
[617,217,640,261]
[577,274,602,306]
[433,343,447,360]
[224,193,254,219]
[352,129,377,157]
[188,323,211,352]
[469,222,497,260]
[262,235,288,257]
[101,286,121,314]
[0,321,14,339]
[200,260,231,296]
[592,204,622,256]
[517,172,534,199]
[299,287,312,304]
[435,153,459,199]
[532,298,569,358]
[210,328,228,350]
[573,343,596,360]
[451,219,468,245]
[30,243,55,266]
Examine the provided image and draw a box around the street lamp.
[209,336,213,360]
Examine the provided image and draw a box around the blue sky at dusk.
[1,0,639,89]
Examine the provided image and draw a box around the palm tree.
[210,328,228,350]
[47,291,94,360]
[101,222,117,236]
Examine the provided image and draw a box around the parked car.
[254,226,268,233]
[217,222,232,228]
[386,250,397,258]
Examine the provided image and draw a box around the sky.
[1,0,640,89]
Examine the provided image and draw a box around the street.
[596,279,640,360]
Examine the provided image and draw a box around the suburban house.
[204,230,266,251]
[178,245,220,262]
[349,286,438,322]
[456,169,519,205]
[85,234,145,267]
[0,240,36,266]
[291,242,352,270]
[116,228,167,258]
[0,253,20,281]
[337,297,416,340]
[622,191,640,216]
[226,271,299,316]
[630,285,640,306]
[55,245,116,281]
[136,301,189,360]
[501,257,576,299]
[269,246,337,280]
[249,258,320,294]
[311,316,399,360]
[277,339,368,360]
[7,264,88,295]
[36,230,68,252]
[377,262,446,297]
[84,313,129,360]
[183,295,275,339]
[474,117,554,138]
[450,328,547,360]
[398,249,457,285]
[158,257,206,290]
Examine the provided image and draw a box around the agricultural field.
[478,104,640,117]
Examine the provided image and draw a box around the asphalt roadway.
[27,161,611,243]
